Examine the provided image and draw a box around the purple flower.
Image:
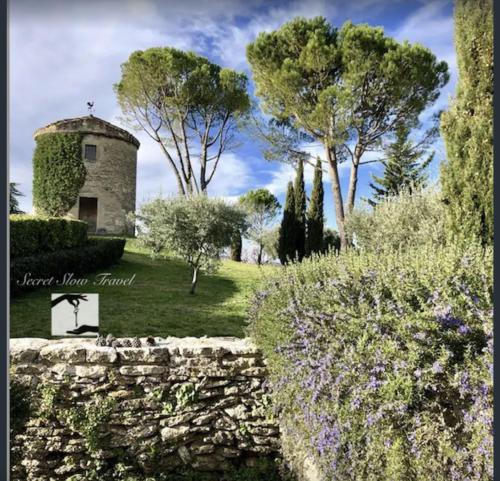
[458,324,471,335]
[414,368,422,378]
[428,290,440,304]
[434,304,462,328]
[367,375,382,389]
[432,361,443,374]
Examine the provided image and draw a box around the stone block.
[39,343,86,364]
[85,346,118,364]
[10,338,50,363]
[75,365,108,379]
[119,365,166,376]
[118,347,170,364]
[160,425,190,443]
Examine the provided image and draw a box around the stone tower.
[33,115,140,235]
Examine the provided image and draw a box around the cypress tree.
[294,158,306,260]
[306,157,324,256]
[440,0,493,245]
[278,182,297,264]
[230,231,242,262]
[368,127,433,206]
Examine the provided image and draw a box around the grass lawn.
[10,239,272,339]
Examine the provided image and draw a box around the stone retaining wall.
[10,337,280,480]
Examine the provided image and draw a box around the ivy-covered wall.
[32,133,87,217]
[10,337,280,481]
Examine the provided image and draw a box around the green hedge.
[11,238,126,295]
[10,215,88,259]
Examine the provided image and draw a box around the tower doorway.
[78,197,98,233]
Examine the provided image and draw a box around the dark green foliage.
[10,215,88,258]
[11,238,126,295]
[10,380,33,436]
[10,380,33,480]
[323,228,340,253]
[368,127,433,206]
[306,158,324,256]
[32,132,87,216]
[294,158,306,260]
[230,231,243,262]
[278,182,297,265]
[440,0,493,245]
[10,183,24,214]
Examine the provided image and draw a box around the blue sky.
[9,0,456,230]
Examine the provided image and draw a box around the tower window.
[84,144,97,161]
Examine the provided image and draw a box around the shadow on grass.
[10,250,258,339]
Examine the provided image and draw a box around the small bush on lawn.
[345,188,447,252]
[11,238,126,295]
[249,241,492,480]
[10,215,87,258]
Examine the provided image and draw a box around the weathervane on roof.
[87,101,95,115]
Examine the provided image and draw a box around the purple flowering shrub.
[249,242,492,480]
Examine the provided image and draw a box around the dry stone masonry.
[10,337,281,480]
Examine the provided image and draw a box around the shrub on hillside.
[249,241,492,480]
[345,188,447,252]
[11,238,125,295]
[10,215,87,258]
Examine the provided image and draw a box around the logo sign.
[51,293,99,337]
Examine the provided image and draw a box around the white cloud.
[206,152,255,196]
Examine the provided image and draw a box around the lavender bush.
[249,240,492,480]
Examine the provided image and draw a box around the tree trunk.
[155,136,186,196]
[346,161,359,215]
[325,146,348,251]
[346,147,362,214]
[189,267,199,295]
[257,244,263,266]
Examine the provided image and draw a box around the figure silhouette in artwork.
[51,294,98,335]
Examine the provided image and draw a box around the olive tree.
[247,17,448,249]
[135,195,247,294]
[115,47,250,195]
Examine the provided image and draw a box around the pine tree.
[230,231,242,262]
[440,0,493,245]
[9,183,24,214]
[278,182,297,265]
[294,158,306,260]
[368,127,433,206]
[306,157,324,256]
